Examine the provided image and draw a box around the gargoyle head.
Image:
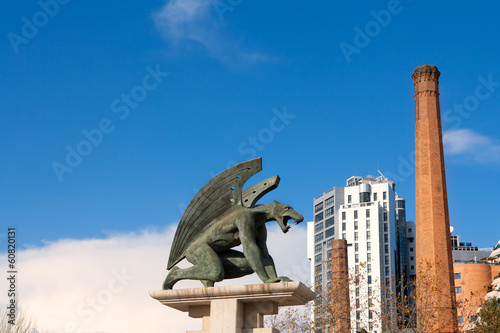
[272,200,304,233]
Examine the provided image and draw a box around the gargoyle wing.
[241,175,280,208]
[167,158,262,270]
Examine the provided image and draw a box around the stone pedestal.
[149,281,315,333]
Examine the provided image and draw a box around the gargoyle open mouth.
[280,214,304,233]
[273,201,304,234]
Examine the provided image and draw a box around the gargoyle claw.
[265,276,292,283]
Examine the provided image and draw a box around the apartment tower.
[309,174,414,332]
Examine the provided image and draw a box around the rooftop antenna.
[377,169,386,180]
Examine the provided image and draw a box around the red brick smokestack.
[413,64,457,332]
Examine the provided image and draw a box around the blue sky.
[2,0,500,250]
[2,1,500,331]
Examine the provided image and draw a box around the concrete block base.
[149,281,315,333]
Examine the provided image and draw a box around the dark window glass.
[325,207,334,218]
[359,192,370,203]
[315,212,323,222]
[325,217,335,228]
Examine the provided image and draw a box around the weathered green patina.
[163,158,303,289]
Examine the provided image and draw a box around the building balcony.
[341,202,375,210]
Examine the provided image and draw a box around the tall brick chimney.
[330,239,350,332]
[412,64,457,332]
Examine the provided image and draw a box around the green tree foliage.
[475,298,500,333]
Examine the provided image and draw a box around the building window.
[369,321,373,330]
[366,209,370,217]
[408,227,412,233]
[354,221,358,230]
[410,247,414,252]
[455,287,462,294]
[374,193,377,201]
[458,316,464,324]
[325,196,334,207]
[315,254,322,263]
[454,272,461,279]
[383,191,387,200]
[355,254,359,263]
[385,266,390,276]
[315,243,322,253]
[342,233,346,239]
[315,202,323,212]
[354,210,358,219]
[355,232,358,241]
[326,238,332,248]
[325,217,334,228]
[342,222,346,231]
[397,199,405,208]
[366,230,371,240]
[325,227,334,238]
[315,265,322,273]
[368,275,372,284]
[366,220,370,228]
[384,234,388,243]
[368,286,372,295]
[385,244,389,254]
[383,202,388,211]
[315,222,324,233]
[367,264,372,273]
[315,212,323,222]
[383,212,388,221]
[315,233,324,242]
[384,223,388,232]
[367,242,371,251]
[348,195,352,203]
[367,253,372,262]
[355,266,359,275]
[360,192,370,203]
[327,249,332,259]
[325,207,334,218]
[356,310,360,318]
[385,255,389,265]
[342,212,346,220]
[411,265,414,270]
[355,243,359,252]
[410,256,414,260]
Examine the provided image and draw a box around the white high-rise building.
[307,173,415,332]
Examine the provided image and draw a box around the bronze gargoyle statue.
[163,158,303,289]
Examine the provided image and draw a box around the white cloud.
[443,129,500,164]
[1,224,309,333]
[152,0,273,65]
